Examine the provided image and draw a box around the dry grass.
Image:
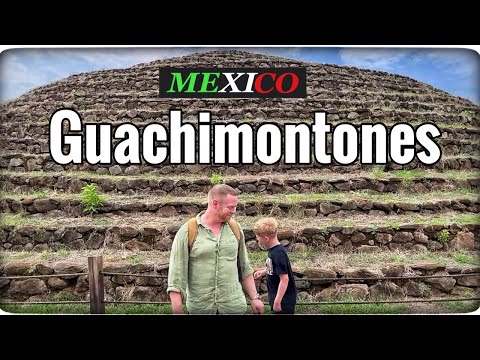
[2,211,479,229]
[2,247,478,273]
[3,188,478,204]
[1,248,170,267]
[1,168,479,183]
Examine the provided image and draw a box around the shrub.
[210,173,224,185]
[437,229,450,244]
[81,184,106,215]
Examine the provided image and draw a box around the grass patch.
[370,166,386,180]
[415,251,448,265]
[248,251,267,267]
[287,250,319,269]
[1,214,44,226]
[394,169,426,183]
[10,187,477,205]
[39,250,56,261]
[452,251,480,265]
[443,170,480,181]
[93,219,108,226]
[54,291,80,302]
[389,252,408,264]
[4,250,31,260]
[5,301,466,314]
[297,302,410,314]
[127,255,143,265]
[1,303,175,314]
[33,189,49,198]
[57,247,70,258]
[441,300,480,313]
[386,219,401,231]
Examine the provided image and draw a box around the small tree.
[81,184,106,215]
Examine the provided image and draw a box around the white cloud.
[423,48,479,78]
[339,48,413,72]
[338,47,479,104]
[1,46,478,105]
[0,47,206,103]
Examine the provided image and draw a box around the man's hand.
[171,303,184,314]
[250,299,265,314]
[169,291,184,314]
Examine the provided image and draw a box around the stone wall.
[1,173,479,195]
[1,258,479,303]
[1,197,479,218]
[1,223,478,252]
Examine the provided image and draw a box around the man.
[167,184,264,314]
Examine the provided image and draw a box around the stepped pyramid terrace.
[1,50,479,314]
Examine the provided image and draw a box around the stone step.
[6,77,478,113]
[17,62,459,99]
[2,151,479,174]
[5,96,473,119]
[4,79,475,121]
[3,134,478,158]
[2,104,478,127]
[2,120,478,144]
[2,169,478,195]
[2,211,478,252]
[9,86,477,110]
[1,248,478,306]
[2,189,478,218]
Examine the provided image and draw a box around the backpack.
[187,217,241,247]
[186,217,243,281]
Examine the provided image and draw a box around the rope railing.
[2,273,87,280]
[294,273,480,281]
[297,297,480,305]
[101,271,480,282]
[4,271,479,282]
[101,272,168,278]
[1,256,479,313]
[0,301,89,305]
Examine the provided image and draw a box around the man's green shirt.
[167,214,253,314]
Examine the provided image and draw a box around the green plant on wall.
[437,229,450,244]
[210,173,224,185]
[81,184,106,215]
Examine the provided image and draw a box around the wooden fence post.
[88,256,105,314]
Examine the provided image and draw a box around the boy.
[253,217,297,314]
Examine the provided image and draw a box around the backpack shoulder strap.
[228,218,243,282]
[187,217,198,248]
[188,217,240,248]
[227,218,241,242]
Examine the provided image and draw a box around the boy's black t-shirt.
[266,244,297,306]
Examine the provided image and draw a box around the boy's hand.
[273,301,282,313]
[253,269,266,279]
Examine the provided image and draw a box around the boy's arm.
[273,274,289,311]
[253,268,267,278]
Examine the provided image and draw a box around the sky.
[0,46,478,105]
